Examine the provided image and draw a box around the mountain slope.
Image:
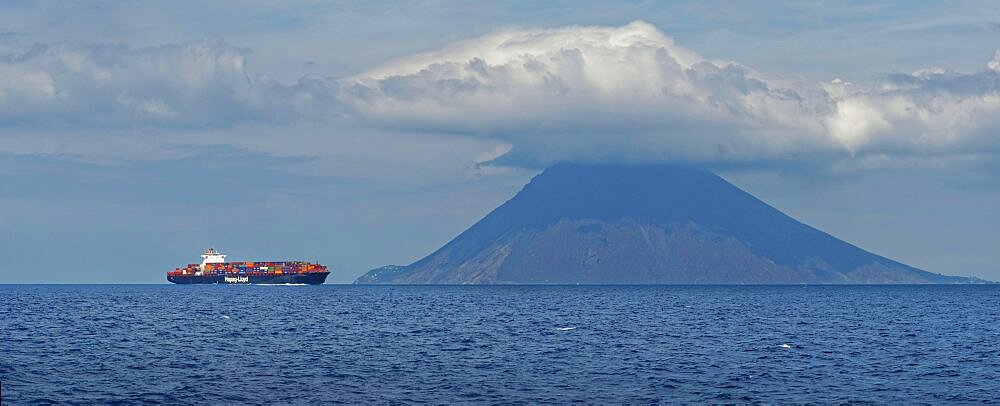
[356,163,974,284]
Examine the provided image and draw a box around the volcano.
[357,163,974,284]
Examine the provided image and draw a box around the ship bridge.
[200,248,227,270]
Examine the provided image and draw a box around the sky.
[1,0,999,283]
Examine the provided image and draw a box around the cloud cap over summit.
[343,21,1000,172]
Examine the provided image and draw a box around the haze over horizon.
[1,1,999,283]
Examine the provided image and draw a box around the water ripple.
[1,285,1000,403]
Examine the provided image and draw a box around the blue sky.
[1,1,998,283]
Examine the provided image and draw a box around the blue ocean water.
[2,285,999,404]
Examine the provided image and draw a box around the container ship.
[167,248,330,285]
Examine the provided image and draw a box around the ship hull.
[167,272,330,285]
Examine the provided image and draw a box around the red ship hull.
[167,271,329,285]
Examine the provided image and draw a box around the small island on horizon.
[357,163,987,285]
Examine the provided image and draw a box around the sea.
[2,284,999,404]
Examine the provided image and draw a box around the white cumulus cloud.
[340,21,1000,170]
[1,21,999,175]
[0,40,332,129]
[341,21,834,165]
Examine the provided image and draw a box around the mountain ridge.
[356,163,980,284]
